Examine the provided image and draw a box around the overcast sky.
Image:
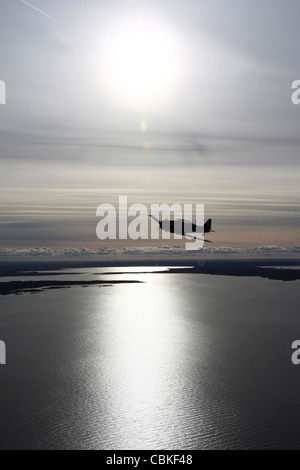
[0,0,299,258]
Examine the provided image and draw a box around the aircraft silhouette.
[150,215,215,243]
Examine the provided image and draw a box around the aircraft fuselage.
[160,219,202,236]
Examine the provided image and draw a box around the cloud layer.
[0,246,299,259]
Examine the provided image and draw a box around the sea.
[0,266,300,450]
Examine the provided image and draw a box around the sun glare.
[101,18,181,108]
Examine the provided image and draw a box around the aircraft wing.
[149,215,160,224]
[185,234,212,243]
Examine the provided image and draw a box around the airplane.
[150,215,215,243]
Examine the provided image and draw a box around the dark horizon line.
[0,259,300,287]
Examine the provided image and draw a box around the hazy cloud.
[0,247,117,258]
[0,246,299,259]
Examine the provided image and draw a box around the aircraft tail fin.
[204,219,212,233]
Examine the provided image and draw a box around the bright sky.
[0,0,299,259]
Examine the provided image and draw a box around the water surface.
[0,269,299,449]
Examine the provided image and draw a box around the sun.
[101,18,181,108]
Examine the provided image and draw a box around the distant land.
[0,280,142,296]
[0,259,299,296]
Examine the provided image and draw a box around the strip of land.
[0,260,299,296]
[0,280,142,296]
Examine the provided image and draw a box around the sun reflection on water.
[94,276,202,449]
